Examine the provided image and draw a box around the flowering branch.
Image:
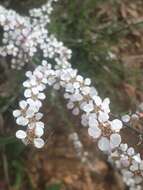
[0,1,143,189]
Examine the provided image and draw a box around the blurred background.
[0,0,143,189]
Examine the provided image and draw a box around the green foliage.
[11,160,25,190]
[46,183,62,190]
[6,140,25,158]
[0,136,17,146]
[49,0,143,112]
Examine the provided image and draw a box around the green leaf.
[46,184,62,190]
[6,140,25,158]
[12,160,24,190]
[0,136,17,146]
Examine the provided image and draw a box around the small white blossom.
[34,138,45,148]
[110,119,123,132]
[16,130,27,139]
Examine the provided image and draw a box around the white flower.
[88,113,98,128]
[121,114,130,123]
[127,147,135,156]
[130,160,139,172]
[120,143,128,152]
[110,133,121,149]
[35,126,44,137]
[13,110,21,117]
[28,114,44,129]
[98,137,110,152]
[19,100,28,109]
[16,130,27,139]
[27,98,42,109]
[84,78,91,86]
[88,126,101,139]
[110,119,123,132]
[82,101,94,113]
[101,98,110,113]
[34,138,45,148]
[16,116,29,126]
[89,87,98,97]
[13,100,29,126]
[98,134,121,152]
[72,107,80,115]
[81,86,91,95]
[67,101,74,109]
[98,111,109,123]
[81,114,88,127]
[92,96,102,106]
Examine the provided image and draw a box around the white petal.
[34,138,45,148]
[53,83,60,90]
[76,75,83,82]
[27,98,42,109]
[83,101,94,113]
[73,82,80,89]
[37,93,46,100]
[35,113,43,120]
[93,96,102,106]
[16,130,27,139]
[81,86,90,95]
[130,162,139,172]
[28,122,35,129]
[26,108,35,118]
[25,71,32,78]
[30,78,37,86]
[37,84,46,91]
[81,114,88,127]
[32,87,39,95]
[88,114,98,128]
[88,126,101,139]
[98,111,109,123]
[16,116,29,126]
[67,102,74,109]
[13,110,21,117]
[35,126,44,137]
[110,119,123,132]
[120,143,128,152]
[23,81,31,88]
[133,154,141,163]
[110,133,121,149]
[127,147,135,156]
[36,121,44,128]
[89,87,98,97]
[101,98,110,113]
[120,157,130,167]
[72,107,80,115]
[139,161,143,170]
[19,100,27,109]
[98,137,110,152]
[24,89,32,98]
[84,78,91,85]
[121,114,130,123]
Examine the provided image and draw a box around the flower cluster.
[13,60,143,188]
[13,61,59,148]
[56,68,123,152]
[29,0,58,26]
[69,132,89,163]
[13,63,123,153]
[109,143,143,190]
[13,64,143,189]
[0,0,71,70]
[0,0,142,189]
